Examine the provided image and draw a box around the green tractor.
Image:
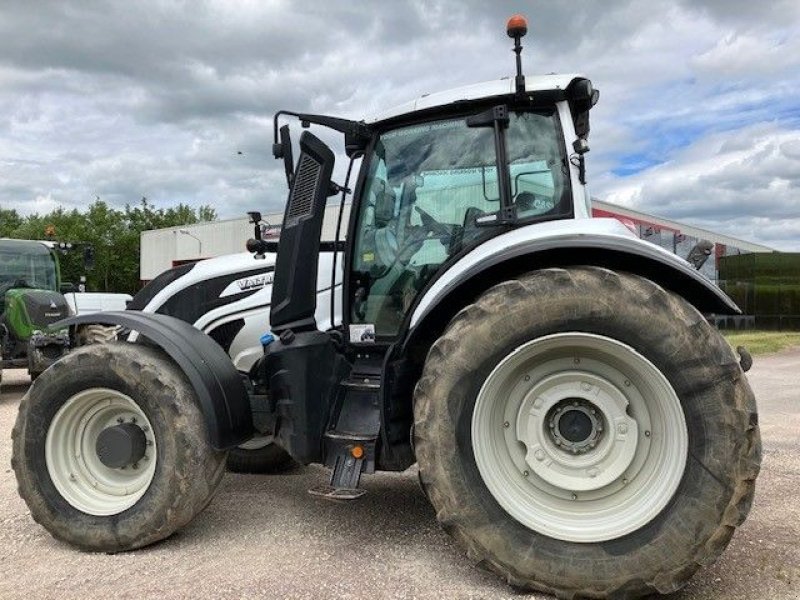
[0,239,73,386]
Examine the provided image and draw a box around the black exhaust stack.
[270,131,335,333]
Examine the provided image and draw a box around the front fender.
[54,311,253,450]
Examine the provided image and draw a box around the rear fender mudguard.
[54,311,253,450]
[404,220,740,353]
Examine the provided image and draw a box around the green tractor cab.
[0,239,72,383]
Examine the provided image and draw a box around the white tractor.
[12,16,760,599]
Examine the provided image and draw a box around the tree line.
[0,198,216,295]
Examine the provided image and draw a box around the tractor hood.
[3,288,71,339]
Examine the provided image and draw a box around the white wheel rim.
[472,333,688,543]
[45,388,157,516]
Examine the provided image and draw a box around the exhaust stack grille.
[287,154,321,220]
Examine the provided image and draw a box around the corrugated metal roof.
[592,199,775,253]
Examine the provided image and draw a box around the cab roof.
[0,239,53,254]
[366,73,584,125]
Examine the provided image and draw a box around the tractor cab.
[0,239,60,298]
[265,14,599,344]
[349,101,581,337]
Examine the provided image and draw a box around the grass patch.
[722,331,800,355]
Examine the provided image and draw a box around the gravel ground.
[0,350,798,600]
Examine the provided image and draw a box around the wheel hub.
[516,371,641,493]
[547,399,604,454]
[96,422,148,469]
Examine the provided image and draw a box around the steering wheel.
[414,206,452,238]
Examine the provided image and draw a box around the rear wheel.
[12,342,226,552]
[414,267,761,598]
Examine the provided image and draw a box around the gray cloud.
[0,0,798,251]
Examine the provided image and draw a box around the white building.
[139,200,772,282]
[140,203,351,281]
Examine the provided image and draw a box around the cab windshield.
[0,248,59,292]
[351,109,570,335]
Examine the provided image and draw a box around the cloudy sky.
[1,0,798,249]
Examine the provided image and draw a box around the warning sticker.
[349,324,376,343]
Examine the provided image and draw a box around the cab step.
[309,369,381,502]
[307,485,366,501]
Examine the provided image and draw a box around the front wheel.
[414,267,761,598]
[12,342,226,552]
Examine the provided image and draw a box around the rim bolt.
[622,477,628,485]
[523,470,529,477]
[503,421,510,428]
[574,357,580,364]
[534,449,545,461]
[645,430,651,437]
[146,440,154,447]
[69,473,76,482]
[571,493,577,501]
[590,409,596,415]
[624,380,631,387]
[555,439,562,446]
[524,375,530,382]
[549,422,555,429]
[142,455,149,461]
[116,417,124,424]
[141,425,150,433]
[618,423,628,434]
[132,463,139,470]
[131,417,137,424]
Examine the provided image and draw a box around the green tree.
[0,207,23,236]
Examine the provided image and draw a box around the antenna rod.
[513,36,524,94]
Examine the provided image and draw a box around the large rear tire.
[12,342,226,552]
[414,267,761,599]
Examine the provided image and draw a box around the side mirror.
[83,246,95,270]
[272,124,294,187]
[568,78,599,141]
[247,211,263,240]
[60,282,77,294]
